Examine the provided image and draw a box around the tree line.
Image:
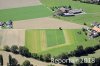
[3,43,100,66]
[3,45,51,62]
[73,0,100,5]
[0,54,33,66]
[53,44,100,65]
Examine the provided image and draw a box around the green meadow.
[40,29,99,56]
[46,29,65,47]
[25,29,100,56]
[41,0,100,25]
[0,5,52,21]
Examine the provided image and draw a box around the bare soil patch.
[14,17,85,29]
[0,29,25,48]
[0,0,41,9]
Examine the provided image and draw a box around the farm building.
[54,6,84,16]
[88,22,100,38]
[0,20,13,29]
[6,20,13,29]
[92,26,100,32]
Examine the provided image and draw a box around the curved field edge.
[40,0,100,25]
[25,29,100,56]
[39,30,100,56]
[0,5,52,22]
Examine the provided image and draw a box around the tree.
[39,55,44,61]
[11,58,18,66]
[3,45,10,52]
[94,44,100,50]
[31,53,39,59]
[43,54,51,62]
[19,46,30,57]
[73,46,85,56]
[8,55,19,66]
[10,45,18,54]
[9,55,12,66]
[85,47,95,54]
[22,60,31,66]
[0,55,3,66]
[68,5,72,10]
[82,28,87,32]
[84,22,87,25]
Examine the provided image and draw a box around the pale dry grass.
[14,17,85,29]
[0,29,25,48]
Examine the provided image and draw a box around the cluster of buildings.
[87,22,100,38]
[54,6,85,16]
[0,20,13,29]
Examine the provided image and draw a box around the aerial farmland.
[0,0,100,66]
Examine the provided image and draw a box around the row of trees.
[57,44,100,58]
[50,5,72,11]
[3,44,100,66]
[54,44,100,65]
[1,54,100,66]
[3,45,51,62]
[73,0,100,5]
[4,45,31,57]
[0,54,33,66]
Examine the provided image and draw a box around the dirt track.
[0,51,64,66]
[0,29,25,48]
[0,0,41,9]
[14,17,85,29]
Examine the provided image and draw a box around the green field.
[40,30,100,56]
[46,29,65,47]
[25,29,100,56]
[41,0,100,25]
[0,5,52,21]
[25,30,41,53]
